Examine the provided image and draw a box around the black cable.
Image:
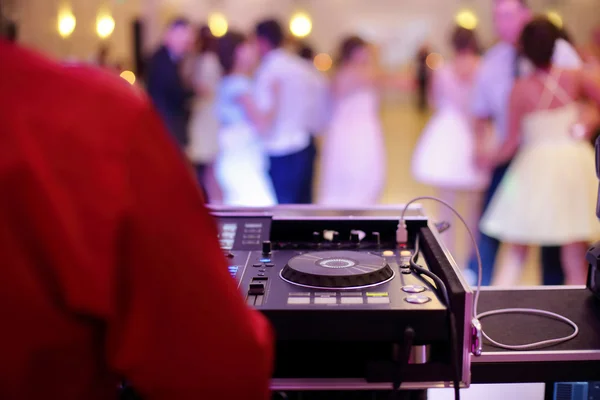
[410,235,461,400]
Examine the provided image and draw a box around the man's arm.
[470,64,493,167]
[106,103,273,400]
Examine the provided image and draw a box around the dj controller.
[211,206,473,388]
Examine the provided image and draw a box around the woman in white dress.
[187,26,223,202]
[412,26,490,268]
[480,18,600,285]
[317,36,412,207]
[213,31,277,207]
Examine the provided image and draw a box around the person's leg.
[540,246,564,285]
[561,242,589,285]
[203,163,223,204]
[492,243,528,286]
[467,165,509,285]
[298,137,317,204]
[269,146,311,204]
[194,163,208,201]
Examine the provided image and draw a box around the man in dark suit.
[146,18,194,148]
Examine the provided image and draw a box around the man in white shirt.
[468,0,582,285]
[254,19,328,204]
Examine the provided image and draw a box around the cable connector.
[471,318,483,356]
[396,222,408,244]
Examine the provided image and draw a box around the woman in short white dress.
[480,18,600,285]
[412,26,490,268]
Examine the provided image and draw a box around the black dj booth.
[210,204,600,398]
[121,204,600,400]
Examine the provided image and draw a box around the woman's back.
[432,56,479,114]
[518,69,580,145]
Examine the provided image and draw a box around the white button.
[287,297,311,305]
[404,295,431,304]
[341,297,364,305]
[402,285,426,294]
[400,250,412,257]
[367,297,390,304]
[315,297,337,305]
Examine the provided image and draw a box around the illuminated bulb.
[208,12,228,37]
[546,10,563,29]
[313,53,332,72]
[97,14,115,39]
[120,70,136,85]
[426,53,444,70]
[455,9,478,30]
[58,10,76,38]
[290,12,312,38]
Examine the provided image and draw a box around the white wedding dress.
[317,86,386,206]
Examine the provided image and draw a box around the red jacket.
[0,40,273,400]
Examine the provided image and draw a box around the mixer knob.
[332,231,340,244]
[372,232,381,248]
[262,241,272,256]
[350,232,360,245]
[312,231,321,244]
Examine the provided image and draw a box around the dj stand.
[472,286,600,385]
[270,287,600,396]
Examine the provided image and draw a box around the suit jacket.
[146,46,194,147]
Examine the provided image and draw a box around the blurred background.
[4,0,600,287]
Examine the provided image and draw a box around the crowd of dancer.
[145,0,600,287]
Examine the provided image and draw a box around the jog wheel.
[280,250,394,289]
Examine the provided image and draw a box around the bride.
[317,36,412,207]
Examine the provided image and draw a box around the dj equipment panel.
[212,206,472,387]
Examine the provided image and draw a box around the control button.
[402,285,426,294]
[400,250,412,257]
[350,232,360,244]
[315,297,337,305]
[341,297,364,305]
[258,272,265,277]
[312,231,321,244]
[332,231,340,243]
[367,297,390,304]
[248,283,265,295]
[401,269,412,275]
[404,294,431,305]
[253,263,263,268]
[258,268,266,272]
[288,297,311,305]
[372,232,381,247]
[260,258,271,263]
[265,263,275,268]
[262,241,272,255]
[399,262,410,269]
[382,250,394,257]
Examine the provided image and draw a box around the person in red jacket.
[0,38,273,400]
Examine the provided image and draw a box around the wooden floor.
[321,96,541,285]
